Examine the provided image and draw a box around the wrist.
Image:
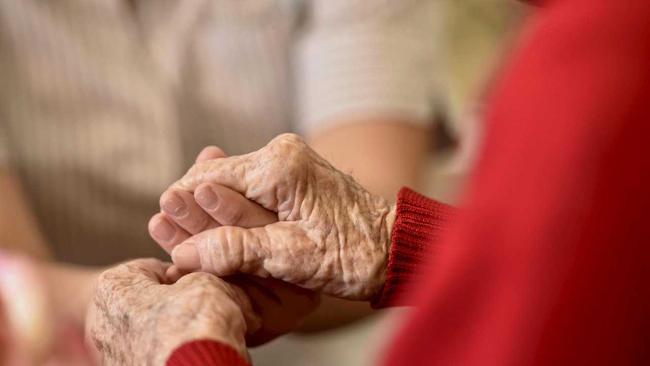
[372,187,457,308]
[365,202,397,301]
[0,253,53,363]
[385,204,397,241]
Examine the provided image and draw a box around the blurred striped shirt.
[0,0,441,264]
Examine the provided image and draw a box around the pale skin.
[1,119,430,355]
[158,133,401,301]
[0,171,98,328]
[151,121,431,329]
[0,153,318,354]
[90,133,425,364]
[87,258,258,366]
[304,120,430,328]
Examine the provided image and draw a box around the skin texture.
[151,121,431,331]
[0,170,102,334]
[86,258,258,366]
[307,120,431,201]
[304,119,431,329]
[165,134,396,301]
[150,147,320,345]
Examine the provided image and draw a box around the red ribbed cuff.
[372,187,457,308]
[166,340,250,366]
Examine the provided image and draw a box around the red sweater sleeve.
[166,340,250,366]
[384,0,650,365]
[372,187,457,308]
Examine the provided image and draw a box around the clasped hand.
[88,134,395,364]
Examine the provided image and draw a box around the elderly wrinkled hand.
[163,134,396,300]
[148,146,320,346]
[86,259,259,366]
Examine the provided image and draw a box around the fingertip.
[171,243,202,271]
[194,183,220,211]
[196,146,227,163]
[148,213,176,243]
[159,190,188,218]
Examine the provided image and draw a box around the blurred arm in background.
[0,169,98,327]
[0,104,99,326]
[295,0,440,330]
[0,166,98,364]
[0,170,50,259]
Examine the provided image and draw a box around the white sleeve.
[296,0,444,135]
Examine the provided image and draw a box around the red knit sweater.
[168,0,650,364]
[166,188,455,366]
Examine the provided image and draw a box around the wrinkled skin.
[86,259,259,366]
[167,134,396,300]
[148,146,320,346]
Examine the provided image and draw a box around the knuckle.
[96,266,120,291]
[179,162,211,188]
[186,162,202,177]
[269,134,308,158]
[177,273,230,300]
[177,271,219,287]
[272,133,302,146]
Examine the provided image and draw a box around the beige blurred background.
[252,1,528,365]
[0,0,528,364]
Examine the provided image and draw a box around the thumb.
[171,222,311,285]
[171,226,271,277]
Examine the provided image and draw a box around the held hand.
[148,147,320,346]
[86,259,259,366]
[164,134,396,300]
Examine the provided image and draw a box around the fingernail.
[151,216,175,242]
[161,192,188,218]
[172,243,201,270]
[195,185,219,210]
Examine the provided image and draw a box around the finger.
[170,223,315,287]
[172,152,252,195]
[229,276,320,346]
[233,280,284,347]
[175,273,261,334]
[100,259,171,289]
[195,146,227,163]
[164,265,188,283]
[171,225,270,276]
[148,213,190,254]
[194,183,277,228]
[160,189,218,235]
[227,275,282,307]
[171,133,306,213]
[247,277,320,306]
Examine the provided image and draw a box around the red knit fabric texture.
[166,340,250,366]
[372,187,457,308]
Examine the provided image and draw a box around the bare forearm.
[307,120,432,201]
[302,120,432,330]
[0,170,99,325]
[0,170,50,258]
[42,263,101,326]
